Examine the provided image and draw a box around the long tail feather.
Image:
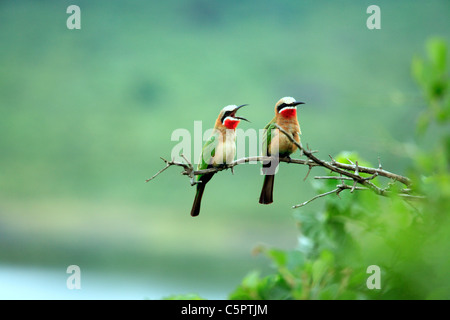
[190,173,214,217]
[259,174,275,204]
[191,183,205,217]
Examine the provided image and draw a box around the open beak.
[234,116,250,122]
[234,104,248,111]
[231,104,250,122]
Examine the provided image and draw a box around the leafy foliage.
[228,40,450,300]
[165,39,450,301]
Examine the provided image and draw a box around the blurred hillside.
[0,0,449,298]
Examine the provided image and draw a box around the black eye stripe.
[221,111,233,123]
[277,103,287,112]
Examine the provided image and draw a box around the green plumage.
[196,133,218,182]
[262,117,276,156]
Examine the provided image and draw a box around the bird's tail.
[259,157,278,205]
[259,174,275,204]
[191,183,206,217]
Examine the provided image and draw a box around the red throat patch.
[279,108,297,118]
[223,118,240,130]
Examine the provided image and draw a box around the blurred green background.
[0,0,449,299]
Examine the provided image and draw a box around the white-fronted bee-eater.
[259,97,305,204]
[191,104,249,217]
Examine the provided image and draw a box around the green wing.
[196,132,219,181]
[262,117,277,156]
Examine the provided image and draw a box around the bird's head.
[217,104,250,130]
[275,97,305,118]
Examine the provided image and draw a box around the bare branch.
[350,161,359,193]
[331,161,411,186]
[314,176,353,180]
[274,124,385,194]
[273,124,412,188]
[145,158,172,183]
[147,128,421,209]
[180,154,193,168]
[145,157,191,182]
[363,172,379,181]
[303,165,313,181]
[292,183,369,208]
[329,154,336,164]
[292,188,340,209]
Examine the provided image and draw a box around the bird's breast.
[212,131,236,166]
[269,120,300,156]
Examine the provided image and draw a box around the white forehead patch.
[222,105,237,112]
[281,96,296,104]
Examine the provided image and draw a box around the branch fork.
[146,126,423,208]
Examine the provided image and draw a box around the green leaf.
[228,271,262,300]
[241,270,261,289]
[427,38,447,73]
[266,248,288,268]
[311,250,334,285]
[258,274,292,300]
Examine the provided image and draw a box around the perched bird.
[191,104,249,217]
[259,97,304,204]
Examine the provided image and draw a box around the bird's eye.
[221,111,233,123]
[277,103,286,112]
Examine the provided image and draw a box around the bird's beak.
[234,116,250,122]
[291,101,305,106]
[231,104,250,122]
[234,104,248,111]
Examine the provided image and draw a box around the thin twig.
[274,124,387,194]
[351,161,359,193]
[292,188,340,208]
[145,158,172,183]
[147,128,421,209]
[363,172,379,181]
[180,154,192,168]
[303,165,313,181]
[314,176,353,180]
[292,183,369,208]
[272,124,421,205]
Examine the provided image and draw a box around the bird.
[191,104,249,217]
[259,97,305,204]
